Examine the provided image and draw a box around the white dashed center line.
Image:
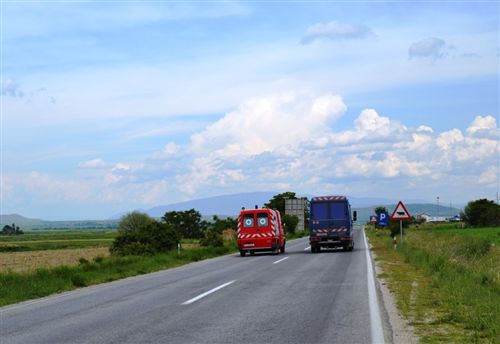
[272,257,289,264]
[182,280,236,305]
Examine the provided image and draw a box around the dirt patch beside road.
[0,247,110,273]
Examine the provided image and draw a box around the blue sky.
[1,1,499,220]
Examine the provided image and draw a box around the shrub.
[93,255,104,264]
[71,274,87,287]
[199,228,224,247]
[110,213,180,256]
[78,257,89,265]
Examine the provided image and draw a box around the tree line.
[1,223,24,236]
[111,192,304,256]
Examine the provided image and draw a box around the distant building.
[416,213,431,222]
[285,198,307,231]
[417,213,452,222]
[427,216,449,222]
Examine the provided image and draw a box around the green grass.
[0,231,117,251]
[367,225,499,343]
[0,242,237,307]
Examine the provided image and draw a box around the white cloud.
[3,92,498,218]
[301,21,373,44]
[478,167,499,185]
[466,115,499,139]
[416,125,433,133]
[78,158,107,168]
[436,129,464,150]
[190,93,346,158]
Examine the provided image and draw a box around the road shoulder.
[371,249,419,344]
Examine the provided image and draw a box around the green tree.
[210,215,237,234]
[110,212,179,256]
[282,214,299,234]
[264,192,297,215]
[461,199,500,227]
[374,206,388,215]
[1,223,23,235]
[117,211,155,232]
[162,209,205,239]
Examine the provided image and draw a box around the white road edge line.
[363,227,385,344]
[304,246,311,251]
[272,257,289,264]
[182,280,236,305]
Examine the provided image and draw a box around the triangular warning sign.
[390,201,412,220]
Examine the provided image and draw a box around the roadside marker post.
[390,201,412,247]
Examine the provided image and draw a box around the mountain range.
[2,192,462,229]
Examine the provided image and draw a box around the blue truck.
[309,196,357,253]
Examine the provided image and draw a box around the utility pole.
[437,196,440,217]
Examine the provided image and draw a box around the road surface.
[1,227,389,344]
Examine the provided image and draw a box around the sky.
[1,1,499,220]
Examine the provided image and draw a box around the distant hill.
[0,214,118,231]
[144,192,277,218]
[3,193,461,228]
[109,192,435,219]
[0,214,45,228]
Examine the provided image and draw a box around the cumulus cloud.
[466,115,498,138]
[409,37,449,60]
[190,93,346,158]
[176,98,499,197]
[4,92,498,217]
[301,21,373,44]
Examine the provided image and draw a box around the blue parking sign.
[378,212,389,226]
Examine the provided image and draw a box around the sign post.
[390,201,412,247]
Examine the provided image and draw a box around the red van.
[237,207,286,256]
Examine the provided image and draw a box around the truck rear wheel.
[240,250,246,257]
[280,245,285,253]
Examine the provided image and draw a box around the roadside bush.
[388,220,409,238]
[110,212,179,256]
[199,228,224,247]
[71,274,87,287]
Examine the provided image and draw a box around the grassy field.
[0,230,116,252]
[367,224,499,343]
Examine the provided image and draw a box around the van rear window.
[243,214,254,228]
[257,213,269,227]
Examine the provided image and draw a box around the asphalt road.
[0,227,389,344]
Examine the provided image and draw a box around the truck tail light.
[340,236,352,241]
